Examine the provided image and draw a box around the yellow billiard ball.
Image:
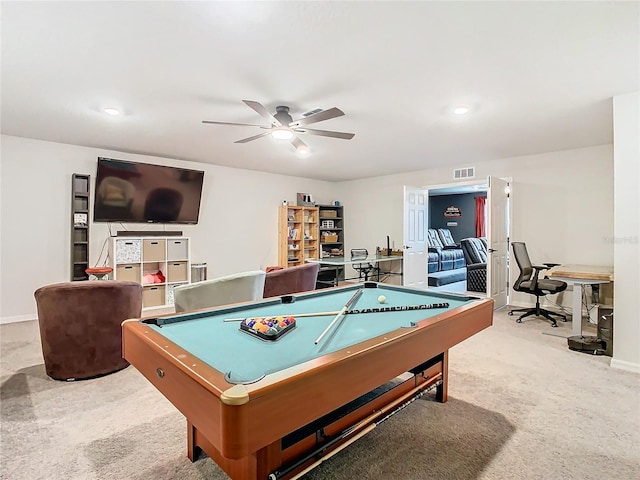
[377,295,386,304]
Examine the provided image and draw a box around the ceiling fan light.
[297,145,310,154]
[271,127,294,140]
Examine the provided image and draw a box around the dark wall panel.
[429,192,486,243]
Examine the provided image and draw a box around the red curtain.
[475,196,486,237]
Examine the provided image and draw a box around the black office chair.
[508,242,568,327]
[351,249,378,281]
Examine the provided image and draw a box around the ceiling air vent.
[453,167,475,180]
[302,108,323,117]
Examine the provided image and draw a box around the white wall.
[336,145,615,307]
[0,135,337,322]
[612,91,640,372]
[3,136,631,369]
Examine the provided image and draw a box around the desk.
[547,265,614,336]
[123,283,493,480]
[306,255,403,286]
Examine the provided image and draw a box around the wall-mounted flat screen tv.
[93,157,205,224]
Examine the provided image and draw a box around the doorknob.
[404,245,412,249]
[488,248,497,253]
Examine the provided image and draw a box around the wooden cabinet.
[109,236,191,308]
[278,205,319,268]
[71,174,90,281]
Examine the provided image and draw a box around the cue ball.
[377,295,386,304]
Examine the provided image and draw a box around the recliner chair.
[437,228,459,248]
[508,242,567,327]
[460,238,487,293]
[427,229,466,270]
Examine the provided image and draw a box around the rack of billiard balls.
[240,316,296,341]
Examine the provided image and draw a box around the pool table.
[122,283,493,480]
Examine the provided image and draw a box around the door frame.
[420,177,512,302]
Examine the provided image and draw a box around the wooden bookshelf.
[278,205,319,268]
[71,173,90,281]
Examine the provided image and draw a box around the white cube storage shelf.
[110,236,191,309]
[115,239,142,263]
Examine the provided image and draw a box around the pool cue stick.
[223,302,451,322]
[270,379,438,480]
[314,289,363,344]
[287,426,376,480]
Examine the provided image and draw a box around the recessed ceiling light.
[271,127,294,140]
[104,107,120,116]
[453,106,469,115]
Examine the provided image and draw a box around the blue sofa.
[427,229,467,287]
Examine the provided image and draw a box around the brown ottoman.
[34,280,142,381]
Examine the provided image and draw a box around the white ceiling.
[1,1,638,181]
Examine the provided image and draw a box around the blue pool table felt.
[149,285,472,384]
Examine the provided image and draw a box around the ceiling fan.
[202,100,355,152]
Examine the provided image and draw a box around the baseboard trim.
[1,314,37,325]
[610,358,640,373]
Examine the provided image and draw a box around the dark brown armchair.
[263,263,320,298]
[34,281,143,381]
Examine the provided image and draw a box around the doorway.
[403,178,511,308]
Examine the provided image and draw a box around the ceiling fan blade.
[243,100,282,127]
[294,128,355,140]
[234,132,272,144]
[202,120,267,128]
[290,136,309,151]
[290,107,345,127]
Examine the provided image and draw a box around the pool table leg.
[187,421,202,462]
[435,351,449,403]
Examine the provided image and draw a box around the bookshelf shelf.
[278,205,319,267]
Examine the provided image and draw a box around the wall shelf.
[71,173,90,281]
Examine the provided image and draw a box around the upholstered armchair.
[263,263,320,298]
[460,238,488,293]
[34,280,143,381]
[437,228,460,248]
[173,270,266,312]
[427,229,466,271]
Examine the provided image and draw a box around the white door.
[403,186,428,289]
[486,176,509,308]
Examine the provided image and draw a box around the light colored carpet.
[1,308,639,480]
